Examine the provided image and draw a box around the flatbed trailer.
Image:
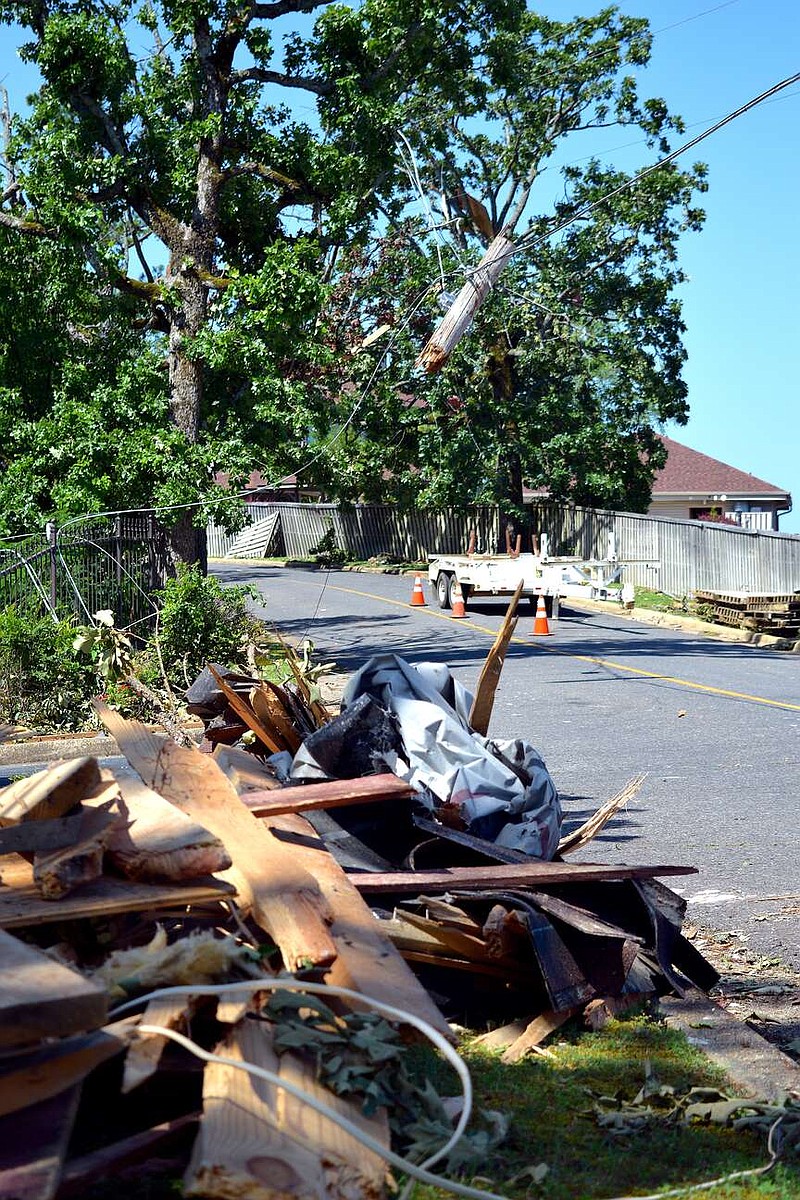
[427,544,625,612]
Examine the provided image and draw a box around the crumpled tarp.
[291,653,561,859]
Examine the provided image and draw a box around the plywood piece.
[213,745,281,792]
[88,770,232,883]
[95,704,336,971]
[0,928,107,1049]
[0,1085,81,1200]
[267,814,453,1042]
[0,757,101,826]
[184,1018,388,1200]
[0,854,233,929]
[352,861,698,895]
[0,811,88,858]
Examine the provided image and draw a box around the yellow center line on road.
[329,583,800,713]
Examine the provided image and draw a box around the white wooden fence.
[208,502,800,597]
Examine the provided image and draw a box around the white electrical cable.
[109,976,471,1177]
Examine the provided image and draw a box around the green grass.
[412,1014,800,1200]
[629,587,685,614]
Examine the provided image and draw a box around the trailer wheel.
[437,571,452,609]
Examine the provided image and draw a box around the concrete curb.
[660,990,800,1101]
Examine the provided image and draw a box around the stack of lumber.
[694,589,800,637]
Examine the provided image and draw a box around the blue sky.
[2,1,799,530]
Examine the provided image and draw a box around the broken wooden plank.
[32,797,119,900]
[89,769,232,883]
[0,1026,129,1118]
[0,927,107,1049]
[352,861,698,895]
[0,854,233,929]
[122,996,191,1093]
[267,814,453,1042]
[500,1008,577,1065]
[557,775,645,857]
[0,1085,81,1200]
[213,744,281,791]
[251,682,303,754]
[468,580,523,735]
[58,1113,200,1198]
[0,757,101,826]
[94,704,337,972]
[207,664,286,754]
[243,773,414,818]
[184,1018,388,1200]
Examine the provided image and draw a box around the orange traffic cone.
[451,578,467,618]
[410,573,427,606]
[532,594,551,635]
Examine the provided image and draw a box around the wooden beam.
[94,704,337,971]
[0,928,107,1050]
[0,1026,129,1118]
[351,861,698,896]
[58,1113,199,1198]
[32,798,119,900]
[468,580,523,735]
[242,773,414,817]
[184,1018,388,1200]
[500,1008,577,1064]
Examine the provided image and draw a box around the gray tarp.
[291,653,561,859]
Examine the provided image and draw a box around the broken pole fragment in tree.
[415,229,515,373]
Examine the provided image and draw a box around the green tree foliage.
[0,0,524,558]
[314,7,707,522]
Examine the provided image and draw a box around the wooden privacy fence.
[0,515,170,631]
[209,502,800,596]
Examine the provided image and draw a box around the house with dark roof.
[649,436,792,531]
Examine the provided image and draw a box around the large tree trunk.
[489,350,526,553]
[164,273,208,570]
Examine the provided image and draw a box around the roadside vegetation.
[0,568,268,733]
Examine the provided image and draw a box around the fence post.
[45,520,58,612]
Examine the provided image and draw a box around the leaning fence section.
[209,502,800,596]
[0,515,171,630]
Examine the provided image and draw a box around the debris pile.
[0,598,718,1199]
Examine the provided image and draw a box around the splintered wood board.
[268,814,453,1042]
[352,861,698,895]
[0,758,101,826]
[184,1018,388,1200]
[0,928,107,1049]
[243,773,414,817]
[94,704,337,971]
[0,854,233,930]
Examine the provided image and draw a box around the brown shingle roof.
[652,436,789,498]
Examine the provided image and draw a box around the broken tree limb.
[468,579,524,735]
[415,229,515,373]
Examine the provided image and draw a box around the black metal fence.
[0,514,171,633]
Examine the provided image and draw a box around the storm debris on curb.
[0,606,721,1200]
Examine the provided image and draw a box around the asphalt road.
[213,562,800,969]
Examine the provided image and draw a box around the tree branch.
[251,0,328,18]
[0,209,51,237]
[230,66,332,96]
[223,160,306,191]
